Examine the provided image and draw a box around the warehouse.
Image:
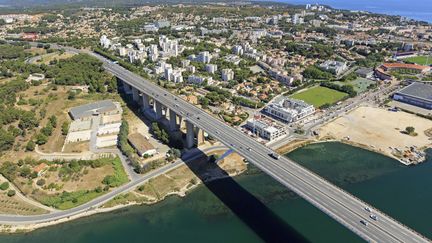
[393,82,432,110]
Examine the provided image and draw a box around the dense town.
[0,1,431,237]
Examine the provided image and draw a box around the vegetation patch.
[404,56,431,66]
[290,86,348,108]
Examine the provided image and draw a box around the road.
[0,145,227,224]
[95,54,429,242]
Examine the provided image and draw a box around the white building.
[264,98,315,123]
[100,35,111,49]
[187,65,196,73]
[148,44,159,62]
[206,64,218,74]
[188,75,210,85]
[118,47,127,57]
[164,67,173,81]
[319,60,348,75]
[246,119,285,141]
[159,35,179,57]
[221,69,234,81]
[171,71,184,83]
[197,51,211,63]
[233,45,244,56]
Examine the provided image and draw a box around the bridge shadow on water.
[182,149,310,243]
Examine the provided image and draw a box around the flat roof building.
[69,100,120,120]
[246,117,286,141]
[393,82,432,110]
[264,97,315,123]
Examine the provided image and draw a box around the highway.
[95,55,430,243]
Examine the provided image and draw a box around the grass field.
[334,78,375,93]
[290,86,348,108]
[404,56,431,66]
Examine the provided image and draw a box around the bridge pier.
[132,87,139,103]
[195,127,205,145]
[169,109,179,131]
[123,82,132,94]
[155,100,163,120]
[142,93,150,110]
[185,120,195,149]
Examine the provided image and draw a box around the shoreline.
[0,162,247,234]
[0,136,427,234]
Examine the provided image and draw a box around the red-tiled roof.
[382,63,430,71]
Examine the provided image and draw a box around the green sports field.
[290,86,348,108]
[404,56,431,65]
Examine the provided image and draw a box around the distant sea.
[279,0,432,23]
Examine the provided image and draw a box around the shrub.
[0,182,9,190]
[36,179,46,186]
[7,190,16,197]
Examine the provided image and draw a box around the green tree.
[35,133,48,145]
[61,122,69,135]
[7,190,15,197]
[26,140,35,151]
[0,182,9,190]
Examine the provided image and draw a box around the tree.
[0,182,9,190]
[26,140,35,151]
[49,115,57,128]
[35,133,48,145]
[405,126,415,134]
[36,179,46,186]
[7,190,16,197]
[61,122,69,135]
[0,129,15,152]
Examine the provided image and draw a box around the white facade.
[206,64,218,74]
[100,35,111,49]
[246,119,285,141]
[264,98,315,123]
[319,60,348,75]
[221,69,234,81]
[118,47,127,57]
[197,51,211,63]
[233,45,244,56]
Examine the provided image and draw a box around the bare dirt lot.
[319,106,432,160]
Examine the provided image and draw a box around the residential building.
[319,60,348,75]
[246,117,286,141]
[221,69,234,81]
[264,97,315,123]
[206,64,218,74]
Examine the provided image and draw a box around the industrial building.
[69,100,121,121]
[393,82,432,110]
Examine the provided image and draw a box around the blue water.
[281,0,432,23]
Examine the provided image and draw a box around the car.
[247,148,252,151]
[370,214,378,221]
[197,117,200,120]
[269,153,280,160]
[365,207,372,213]
[360,220,368,226]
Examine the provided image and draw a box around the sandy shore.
[318,106,432,164]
